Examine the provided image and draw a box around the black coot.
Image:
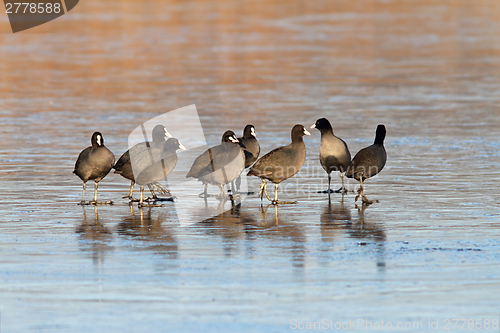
[113,124,171,201]
[186,131,246,198]
[247,124,310,204]
[346,124,387,205]
[74,132,115,205]
[134,138,186,206]
[235,124,260,193]
[239,124,260,167]
[311,118,351,195]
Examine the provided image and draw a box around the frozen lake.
[1,0,500,331]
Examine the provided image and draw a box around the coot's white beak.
[303,128,311,136]
[179,142,187,150]
[230,136,239,143]
[165,128,173,139]
[310,124,316,129]
[251,127,256,137]
[97,135,102,146]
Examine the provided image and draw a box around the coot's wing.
[196,143,241,178]
[73,146,92,179]
[114,150,130,171]
[186,148,213,178]
[248,145,294,178]
[129,142,166,175]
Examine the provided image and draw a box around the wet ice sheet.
[1,0,500,332]
[0,198,499,332]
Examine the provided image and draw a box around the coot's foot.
[198,192,225,199]
[79,200,113,206]
[355,188,362,203]
[232,191,255,195]
[123,195,140,202]
[258,182,272,201]
[149,183,170,195]
[355,188,378,205]
[361,196,378,205]
[272,200,297,205]
[334,187,348,194]
[138,202,163,207]
[154,196,176,202]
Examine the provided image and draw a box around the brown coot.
[247,124,310,205]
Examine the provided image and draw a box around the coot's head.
[243,124,256,138]
[374,124,386,144]
[222,130,246,149]
[152,124,172,142]
[91,132,104,147]
[165,138,187,151]
[310,118,333,132]
[221,130,239,143]
[291,124,311,141]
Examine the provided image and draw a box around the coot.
[239,124,260,167]
[74,132,115,205]
[310,118,351,195]
[247,124,310,204]
[186,131,246,198]
[235,124,260,192]
[346,124,387,205]
[113,124,171,201]
[134,138,186,206]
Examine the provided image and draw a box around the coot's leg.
[272,183,296,205]
[88,181,113,205]
[235,176,241,192]
[318,173,334,194]
[355,176,362,203]
[138,185,144,206]
[198,183,208,198]
[123,181,139,202]
[335,172,348,194]
[359,177,377,205]
[258,180,266,201]
[145,184,158,202]
[259,179,272,201]
[93,182,98,202]
[78,182,87,205]
[217,184,227,200]
[328,174,331,194]
[138,185,162,207]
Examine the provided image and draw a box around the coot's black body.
[235,124,260,192]
[134,138,186,206]
[311,118,351,194]
[113,124,171,200]
[346,124,387,204]
[186,131,245,198]
[238,124,260,168]
[74,132,115,205]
